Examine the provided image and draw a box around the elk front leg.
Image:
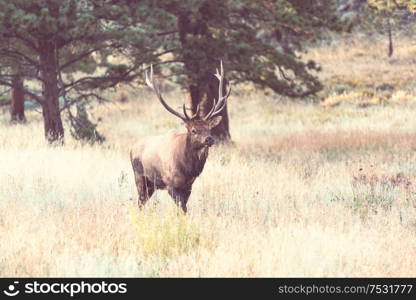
[168,188,191,214]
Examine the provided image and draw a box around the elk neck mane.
[175,133,209,178]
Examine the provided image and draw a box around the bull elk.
[130,62,231,213]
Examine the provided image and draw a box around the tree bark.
[177,9,231,142]
[10,73,26,123]
[39,40,64,144]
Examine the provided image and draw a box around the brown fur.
[130,117,222,213]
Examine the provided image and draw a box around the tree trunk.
[10,73,26,123]
[188,75,231,141]
[387,18,393,57]
[177,9,231,142]
[39,40,64,144]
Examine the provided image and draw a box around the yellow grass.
[307,35,416,107]
[1,36,416,277]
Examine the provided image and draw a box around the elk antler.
[183,103,200,121]
[145,65,189,122]
[204,61,232,121]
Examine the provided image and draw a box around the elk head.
[145,62,231,149]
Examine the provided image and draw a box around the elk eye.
[191,128,197,134]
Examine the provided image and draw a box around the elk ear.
[208,116,222,129]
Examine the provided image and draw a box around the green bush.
[67,101,105,145]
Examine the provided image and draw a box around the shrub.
[350,172,413,215]
[128,205,212,258]
[67,101,105,145]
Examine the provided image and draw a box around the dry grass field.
[1,36,416,277]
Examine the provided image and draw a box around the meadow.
[0,36,416,277]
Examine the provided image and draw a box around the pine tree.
[0,0,160,143]
[368,0,416,57]
[141,0,342,141]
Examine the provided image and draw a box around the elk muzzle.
[205,136,214,146]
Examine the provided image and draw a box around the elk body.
[130,63,231,213]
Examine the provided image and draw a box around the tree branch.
[0,79,43,104]
[157,30,178,36]
[0,48,39,68]
[59,47,101,71]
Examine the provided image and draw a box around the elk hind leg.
[135,176,155,208]
[132,158,155,208]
